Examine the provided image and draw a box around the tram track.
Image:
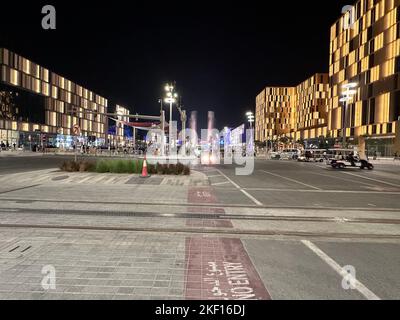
[0,222,399,240]
[0,206,400,225]
[0,197,400,212]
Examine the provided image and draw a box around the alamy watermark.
[342,5,356,30]
[42,5,56,30]
[342,265,357,290]
[144,122,255,176]
[41,265,56,290]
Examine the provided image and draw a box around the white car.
[280,149,301,160]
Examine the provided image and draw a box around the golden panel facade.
[330,0,400,141]
[255,74,329,142]
[255,87,295,141]
[0,48,108,140]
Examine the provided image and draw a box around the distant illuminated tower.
[190,111,198,147]
[207,111,215,142]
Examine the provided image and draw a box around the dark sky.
[0,0,351,130]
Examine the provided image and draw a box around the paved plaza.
[0,155,400,300]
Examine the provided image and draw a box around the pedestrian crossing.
[0,169,209,187]
[0,170,136,186]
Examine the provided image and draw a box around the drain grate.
[125,177,163,185]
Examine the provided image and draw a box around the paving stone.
[117,287,135,295]
[153,281,170,288]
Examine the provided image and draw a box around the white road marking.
[33,175,54,183]
[216,169,263,206]
[77,175,96,184]
[243,188,400,195]
[308,171,376,187]
[212,181,231,186]
[208,175,223,178]
[342,172,400,188]
[260,170,322,190]
[302,240,380,300]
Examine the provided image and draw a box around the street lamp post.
[246,111,255,155]
[164,84,178,156]
[246,111,255,130]
[158,99,165,156]
[340,82,358,149]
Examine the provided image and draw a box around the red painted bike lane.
[188,187,219,204]
[186,187,234,229]
[184,237,271,300]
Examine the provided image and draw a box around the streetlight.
[246,111,255,129]
[164,83,178,155]
[340,82,358,149]
[246,111,255,155]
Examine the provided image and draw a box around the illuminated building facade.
[230,124,246,149]
[107,105,131,147]
[0,48,108,149]
[255,87,295,142]
[330,0,400,156]
[256,0,400,156]
[255,74,329,145]
[294,74,330,142]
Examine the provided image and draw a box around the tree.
[279,136,289,145]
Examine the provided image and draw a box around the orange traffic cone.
[141,156,150,178]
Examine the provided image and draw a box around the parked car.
[280,149,301,160]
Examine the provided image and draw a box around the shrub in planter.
[110,160,127,173]
[126,160,135,174]
[79,160,96,172]
[60,161,69,172]
[128,160,137,174]
[176,163,185,175]
[96,160,110,173]
[172,164,182,175]
[161,164,170,175]
[61,159,191,175]
[156,163,163,175]
[183,166,191,176]
[72,161,80,172]
[148,164,157,174]
[137,159,144,173]
[60,160,80,172]
[87,161,97,172]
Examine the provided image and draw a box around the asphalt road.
[210,159,400,210]
[1,155,400,210]
[0,155,74,174]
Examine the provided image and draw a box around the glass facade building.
[256,0,400,156]
[330,0,400,156]
[256,74,330,145]
[0,48,108,149]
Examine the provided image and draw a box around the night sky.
[0,0,351,130]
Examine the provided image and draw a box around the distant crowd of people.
[0,141,19,151]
